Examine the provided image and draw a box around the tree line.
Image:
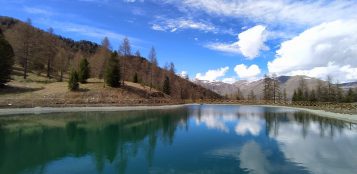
[261,74,357,103]
[291,76,357,103]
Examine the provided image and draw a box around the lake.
[0,104,356,174]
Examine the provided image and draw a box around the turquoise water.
[0,105,356,174]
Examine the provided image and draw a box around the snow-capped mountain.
[194,76,357,99]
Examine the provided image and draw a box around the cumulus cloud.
[174,0,357,26]
[234,64,261,80]
[195,66,229,82]
[206,25,268,59]
[268,20,357,82]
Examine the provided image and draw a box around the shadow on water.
[0,108,189,174]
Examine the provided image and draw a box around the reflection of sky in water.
[1,105,357,174]
[189,105,357,174]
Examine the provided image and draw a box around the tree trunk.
[47,57,51,78]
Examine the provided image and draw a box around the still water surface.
[0,105,356,174]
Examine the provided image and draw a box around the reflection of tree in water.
[265,111,357,138]
[0,108,189,174]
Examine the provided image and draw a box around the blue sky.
[1,0,357,83]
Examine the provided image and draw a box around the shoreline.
[0,103,356,123]
[0,104,187,116]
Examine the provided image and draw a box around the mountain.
[0,16,221,100]
[194,76,356,99]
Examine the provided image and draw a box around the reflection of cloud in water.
[235,115,263,136]
[208,141,293,174]
[192,105,266,135]
[271,121,357,174]
[195,115,230,132]
[239,141,271,174]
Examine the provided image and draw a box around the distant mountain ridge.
[194,76,357,99]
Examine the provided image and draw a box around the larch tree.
[283,88,287,103]
[9,19,34,79]
[119,37,131,86]
[0,28,15,87]
[326,76,333,102]
[148,47,158,91]
[271,74,280,103]
[92,37,111,79]
[169,62,175,74]
[119,37,131,56]
[135,50,141,57]
[54,47,70,82]
[45,27,57,79]
[263,74,273,101]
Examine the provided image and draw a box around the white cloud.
[206,25,268,59]
[195,66,229,82]
[178,71,189,79]
[222,77,237,84]
[24,7,54,16]
[151,18,216,33]
[268,20,357,82]
[234,64,261,80]
[175,0,357,26]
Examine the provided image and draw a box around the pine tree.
[345,88,355,103]
[292,90,297,102]
[309,89,317,102]
[68,70,79,91]
[104,55,120,87]
[163,76,170,95]
[0,29,15,87]
[133,72,138,83]
[78,58,90,83]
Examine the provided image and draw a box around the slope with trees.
[0,16,221,107]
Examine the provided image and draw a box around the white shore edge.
[0,105,187,116]
[0,104,356,123]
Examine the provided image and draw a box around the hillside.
[0,16,221,103]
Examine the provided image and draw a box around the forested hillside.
[0,16,221,100]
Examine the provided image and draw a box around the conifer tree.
[104,55,120,87]
[345,88,355,103]
[68,70,79,91]
[163,76,170,95]
[309,89,317,102]
[292,90,297,102]
[133,72,138,83]
[0,29,14,87]
[78,58,90,83]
